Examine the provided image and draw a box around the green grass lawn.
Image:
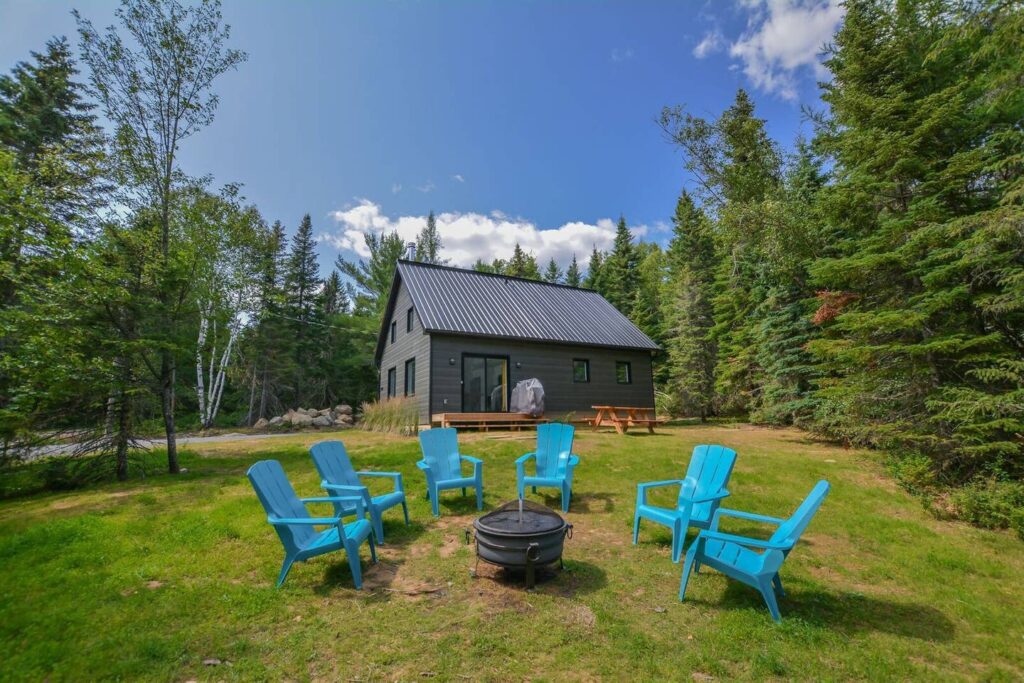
[1,425,1022,681]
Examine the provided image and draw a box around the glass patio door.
[462,355,508,412]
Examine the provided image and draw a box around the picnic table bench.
[436,412,548,431]
[589,405,667,434]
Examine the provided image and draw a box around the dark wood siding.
[429,334,654,417]
[378,280,431,423]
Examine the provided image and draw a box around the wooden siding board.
[377,280,431,423]
[428,334,655,416]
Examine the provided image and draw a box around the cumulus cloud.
[729,0,844,100]
[693,30,725,58]
[322,200,647,269]
[452,174,465,183]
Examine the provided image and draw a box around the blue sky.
[0,0,843,271]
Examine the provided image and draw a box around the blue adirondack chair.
[417,427,483,516]
[633,444,737,562]
[247,459,377,588]
[309,441,410,544]
[679,480,831,622]
[516,423,580,513]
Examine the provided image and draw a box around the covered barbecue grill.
[468,499,572,588]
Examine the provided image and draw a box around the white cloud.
[693,30,725,58]
[323,200,653,269]
[391,182,402,194]
[610,47,634,63]
[416,181,435,193]
[452,174,465,183]
[729,0,844,100]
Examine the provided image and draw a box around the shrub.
[359,397,418,436]
[949,479,1024,535]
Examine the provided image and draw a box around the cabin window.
[572,359,590,383]
[406,307,414,332]
[616,361,632,384]
[404,358,416,396]
[390,321,397,344]
[387,367,397,397]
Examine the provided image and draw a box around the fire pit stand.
[466,499,572,588]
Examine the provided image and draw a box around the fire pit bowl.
[467,499,572,588]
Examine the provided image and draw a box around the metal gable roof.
[392,260,659,352]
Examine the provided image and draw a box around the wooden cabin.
[375,260,659,425]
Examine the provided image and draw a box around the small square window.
[616,361,632,384]
[406,307,414,332]
[572,359,590,383]
[404,358,416,396]
[390,321,397,344]
[387,367,397,397]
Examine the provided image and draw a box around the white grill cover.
[510,378,545,417]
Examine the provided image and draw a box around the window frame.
[406,307,414,332]
[572,358,590,383]
[390,320,397,344]
[404,358,416,396]
[387,367,397,398]
[615,361,632,385]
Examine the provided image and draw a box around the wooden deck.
[432,412,548,431]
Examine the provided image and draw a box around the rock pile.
[252,404,355,430]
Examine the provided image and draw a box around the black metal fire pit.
[467,499,572,588]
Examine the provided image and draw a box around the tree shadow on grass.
[551,491,616,513]
[696,579,955,641]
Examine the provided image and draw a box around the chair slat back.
[247,460,316,552]
[770,480,830,549]
[680,444,737,517]
[418,428,462,480]
[535,423,574,478]
[310,441,362,487]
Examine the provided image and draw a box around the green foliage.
[414,210,446,264]
[564,253,582,287]
[336,229,404,317]
[602,216,638,313]
[542,257,562,284]
[506,243,541,279]
[950,480,1024,539]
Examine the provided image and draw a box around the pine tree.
[283,214,323,406]
[507,243,541,279]
[542,257,562,284]
[630,244,664,345]
[564,254,582,287]
[322,270,349,316]
[809,0,1024,480]
[583,247,605,291]
[415,210,446,264]
[662,190,718,419]
[336,229,405,317]
[602,216,638,314]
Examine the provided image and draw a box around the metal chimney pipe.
[405,241,416,260]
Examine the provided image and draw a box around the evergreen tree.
[322,271,349,316]
[564,254,582,287]
[583,247,605,291]
[809,0,1024,480]
[542,257,563,284]
[602,216,638,313]
[415,210,446,264]
[506,243,541,279]
[336,229,405,317]
[630,243,664,345]
[283,214,323,406]
[662,190,718,419]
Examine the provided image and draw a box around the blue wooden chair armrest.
[461,455,482,464]
[515,452,536,465]
[356,471,402,480]
[269,515,342,526]
[638,479,683,490]
[321,482,366,493]
[697,529,790,550]
[568,454,580,467]
[416,460,430,471]
[710,508,786,531]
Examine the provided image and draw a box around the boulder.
[312,415,333,428]
[253,417,269,430]
[290,412,314,427]
[338,414,354,425]
[268,416,284,426]
[336,404,353,416]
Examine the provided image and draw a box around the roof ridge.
[397,259,596,292]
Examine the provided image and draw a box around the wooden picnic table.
[590,405,666,434]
